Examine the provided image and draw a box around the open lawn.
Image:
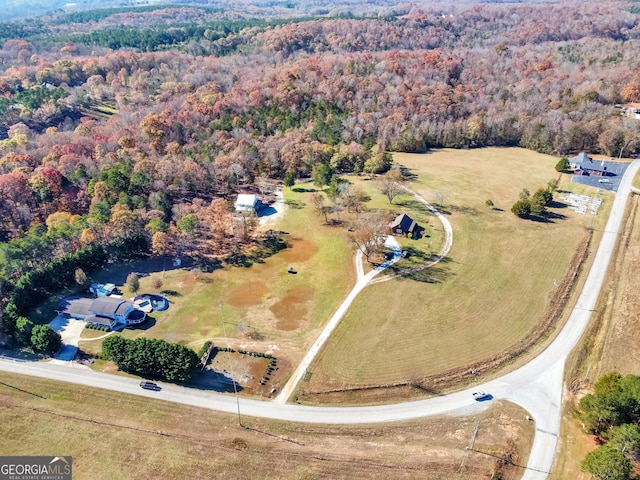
[0,371,534,480]
[303,148,614,398]
[78,186,356,393]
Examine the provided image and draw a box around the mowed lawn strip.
[80,185,355,369]
[307,148,612,389]
[0,371,534,480]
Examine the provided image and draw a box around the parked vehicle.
[140,381,161,391]
[472,390,490,401]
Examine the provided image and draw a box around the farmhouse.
[570,152,610,176]
[235,194,259,212]
[56,296,146,330]
[389,213,417,236]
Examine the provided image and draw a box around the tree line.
[1,2,640,335]
[102,335,200,382]
[579,373,640,480]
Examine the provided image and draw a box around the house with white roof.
[235,194,259,212]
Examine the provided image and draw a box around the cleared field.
[79,186,356,387]
[0,371,534,480]
[304,148,613,396]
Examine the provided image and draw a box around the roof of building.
[89,296,132,316]
[572,152,609,174]
[235,194,258,207]
[57,297,93,316]
[85,315,116,327]
[389,213,416,232]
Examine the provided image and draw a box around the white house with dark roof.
[56,296,146,330]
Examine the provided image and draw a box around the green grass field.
[305,148,613,391]
[80,186,356,372]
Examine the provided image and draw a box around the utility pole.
[220,302,242,428]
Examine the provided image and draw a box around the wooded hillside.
[0,1,639,331]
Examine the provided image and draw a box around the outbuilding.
[235,194,259,212]
[389,213,417,236]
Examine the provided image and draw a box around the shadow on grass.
[285,199,305,209]
[395,199,433,214]
[160,289,181,297]
[525,210,567,223]
[225,231,289,268]
[0,380,48,399]
[292,187,318,193]
[397,165,419,182]
[411,383,443,396]
[449,204,480,215]
[384,254,453,284]
[126,316,156,331]
[547,200,569,209]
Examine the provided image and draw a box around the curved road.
[1,159,638,479]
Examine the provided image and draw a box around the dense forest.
[1,1,640,340]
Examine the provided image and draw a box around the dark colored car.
[472,390,491,401]
[140,381,161,391]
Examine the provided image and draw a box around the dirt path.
[370,185,454,284]
[274,236,402,403]
[275,187,454,403]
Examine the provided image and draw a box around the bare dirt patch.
[195,349,290,398]
[227,280,269,307]
[270,285,314,331]
[278,237,318,263]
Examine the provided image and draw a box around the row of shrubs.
[215,345,275,360]
[86,324,111,332]
[197,340,213,358]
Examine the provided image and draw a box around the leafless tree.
[350,212,387,263]
[255,174,275,198]
[378,170,403,204]
[433,188,451,207]
[341,184,370,216]
[311,192,329,224]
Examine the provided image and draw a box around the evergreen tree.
[30,325,61,354]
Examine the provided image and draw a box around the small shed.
[389,213,417,236]
[235,194,259,212]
